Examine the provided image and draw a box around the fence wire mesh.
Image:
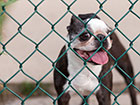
[0,0,140,105]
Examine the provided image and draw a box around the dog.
[54,13,137,105]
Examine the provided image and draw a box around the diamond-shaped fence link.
[0,0,139,105]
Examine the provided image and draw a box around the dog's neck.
[66,44,102,77]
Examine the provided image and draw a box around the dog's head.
[67,13,113,65]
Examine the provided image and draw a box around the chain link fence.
[0,0,140,105]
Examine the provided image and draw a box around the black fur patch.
[78,13,100,21]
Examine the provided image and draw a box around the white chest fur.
[63,50,102,95]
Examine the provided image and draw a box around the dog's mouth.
[74,48,109,65]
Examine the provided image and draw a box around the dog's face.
[67,13,113,65]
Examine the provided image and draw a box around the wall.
[0,0,139,84]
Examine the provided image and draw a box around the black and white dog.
[54,13,137,105]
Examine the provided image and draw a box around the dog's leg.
[110,32,138,105]
[96,64,112,105]
[80,96,89,105]
[115,58,137,105]
[96,88,111,105]
[57,92,71,105]
[54,46,71,105]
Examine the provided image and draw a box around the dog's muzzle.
[74,34,110,65]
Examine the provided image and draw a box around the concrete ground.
[4,94,140,105]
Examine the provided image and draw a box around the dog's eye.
[107,30,111,34]
[79,33,91,41]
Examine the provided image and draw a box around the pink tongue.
[89,51,108,65]
[77,50,109,65]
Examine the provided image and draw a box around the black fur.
[78,13,100,20]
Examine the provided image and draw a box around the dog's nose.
[95,34,108,49]
[96,34,105,41]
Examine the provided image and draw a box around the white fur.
[88,18,110,33]
[63,45,102,95]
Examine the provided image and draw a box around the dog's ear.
[66,26,70,32]
[78,13,100,20]
[67,15,82,33]
[70,15,81,25]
